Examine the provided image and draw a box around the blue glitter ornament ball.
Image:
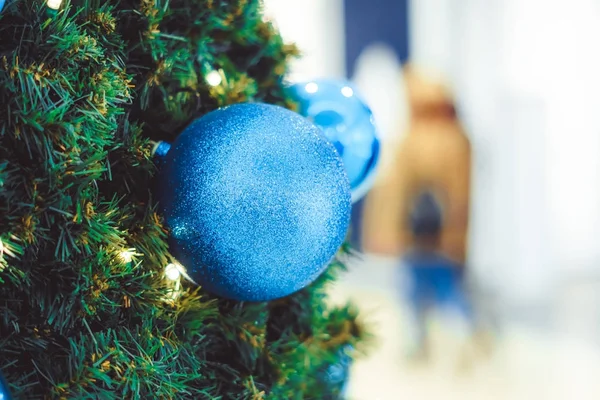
[289,79,381,203]
[0,0,5,12]
[157,103,351,302]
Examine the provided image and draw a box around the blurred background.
[264,0,600,399]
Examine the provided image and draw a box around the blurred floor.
[328,254,600,400]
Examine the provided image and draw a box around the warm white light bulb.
[206,70,222,86]
[165,263,182,281]
[341,86,354,98]
[0,238,4,256]
[119,249,135,263]
[305,82,318,94]
[47,0,63,10]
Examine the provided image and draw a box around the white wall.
[410,0,600,305]
[262,0,346,79]
[352,44,405,177]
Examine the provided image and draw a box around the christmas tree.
[0,0,364,398]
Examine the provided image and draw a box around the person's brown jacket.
[362,69,471,265]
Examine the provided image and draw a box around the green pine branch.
[0,0,366,398]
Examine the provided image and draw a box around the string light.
[47,0,63,10]
[0,237,17,259]
[118,248,136,263]
[163,263,185,301]
[164,263,182,281]
[206,70,223,86]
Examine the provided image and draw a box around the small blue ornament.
[323,345,353,398]
[0,371,12,400]
[289,79,381,203]
[0,0,5,12]
[156,103,351,302]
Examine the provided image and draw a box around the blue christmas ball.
[0,0,5,12]
[322,344,353,398]
[157,103,351,302]
[289,79,381,203]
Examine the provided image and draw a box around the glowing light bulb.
[305,82,318,94]
[341,86,354,98]
[206,70,222,86]
[119,249,136,263]
[0,238,4,256]
[47,0,63,9]
[163,263,185,302]
[165,263,182,281]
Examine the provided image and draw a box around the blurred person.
[363,66,474,361]
[401,67,472,361]
[362,66,470,261]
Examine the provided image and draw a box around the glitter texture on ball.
[157,103,351,302]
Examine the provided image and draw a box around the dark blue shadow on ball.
[156,103,352,302]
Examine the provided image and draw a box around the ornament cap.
[151,141,172,160]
